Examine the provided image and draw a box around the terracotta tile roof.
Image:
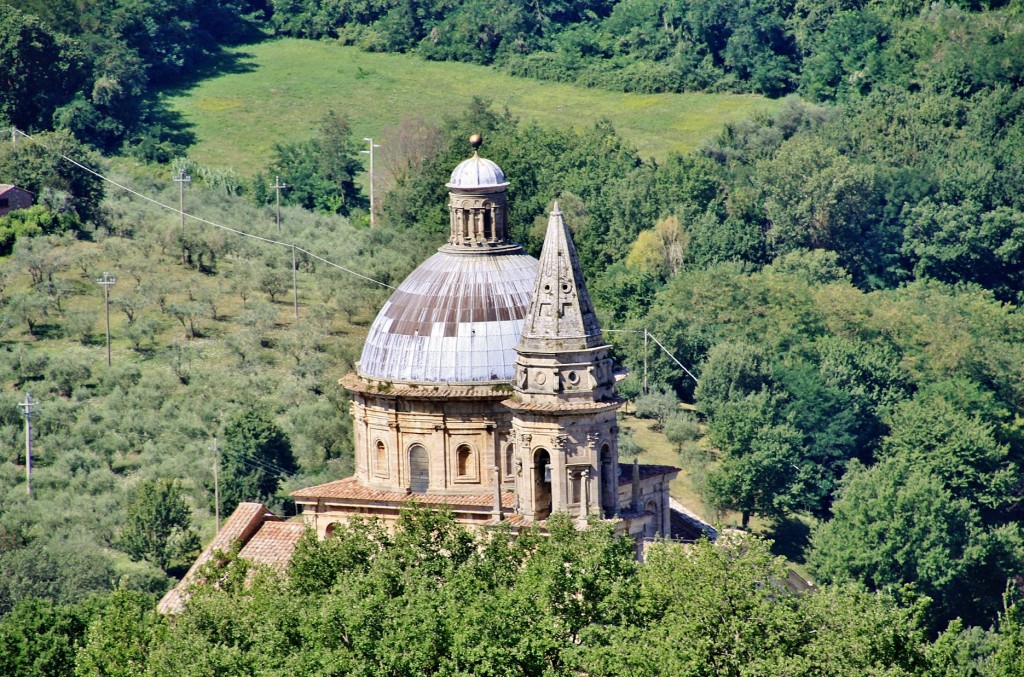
[500,513,535,528]
[237,521,306,571]
[292,475,516,509]
[157,502,282,614]
[617,463,680,486]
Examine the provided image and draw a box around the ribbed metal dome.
[358,250,538,383]
[447,153,509,191]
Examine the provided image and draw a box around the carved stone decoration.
[553,434,568,454]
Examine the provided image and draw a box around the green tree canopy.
[259,110,367,215]
[220,408,297,514]
[0,6,86,132]
[809,455,1024,630]
[117,478,200,572]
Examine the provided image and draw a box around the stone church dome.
[358,250,538,382]
[359,144,538,383]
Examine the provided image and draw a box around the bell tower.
[506,203,622,521]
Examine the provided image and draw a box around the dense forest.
[4,0,1024,673]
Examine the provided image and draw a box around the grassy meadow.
[165,39,780,173]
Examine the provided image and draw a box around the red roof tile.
[157,502,282,614]
[237,521,306,571]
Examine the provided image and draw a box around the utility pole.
[291,244,299,319]
[19,393,38,498]
[212,436,221,530]
[361,137,381,227]
[97,271,116,366]
[11,127,15,149]
[173,168,191,264]
[273,176,288,233]
[643,328,649,395]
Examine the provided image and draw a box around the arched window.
[374,440,387,477]
[533,448,552,519]
[410,444,429,493]
[601,443,615,518]
[457,444,473,477]
[504,443,515,482]
[645,501,659,537]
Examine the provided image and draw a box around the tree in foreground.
[86,510,937,676]
[809,455,1024,631]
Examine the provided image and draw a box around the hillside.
[6,0,1024,668]
[163,39,778,172]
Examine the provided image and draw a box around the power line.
[10,128,395,290]
[229,452,295,478]
[605,328,700,386]
[219,443,296,477]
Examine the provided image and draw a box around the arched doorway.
[601,443,616,518]
[534,448,552,519]
[645,500,659,537]
[410,444,429,493]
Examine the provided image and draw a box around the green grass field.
[165,39,780,173]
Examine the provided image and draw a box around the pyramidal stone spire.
[518,203,604,352]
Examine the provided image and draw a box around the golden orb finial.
[469,133,483,150]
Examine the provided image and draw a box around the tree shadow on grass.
[160,44,261,98]
[766,516,812,565]
[143,44,263,154]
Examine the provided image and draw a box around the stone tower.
[506,204,622,521]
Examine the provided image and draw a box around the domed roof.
[447,153,509,191]
[358,250,538,383]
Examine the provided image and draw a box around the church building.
[159,138,680,613]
